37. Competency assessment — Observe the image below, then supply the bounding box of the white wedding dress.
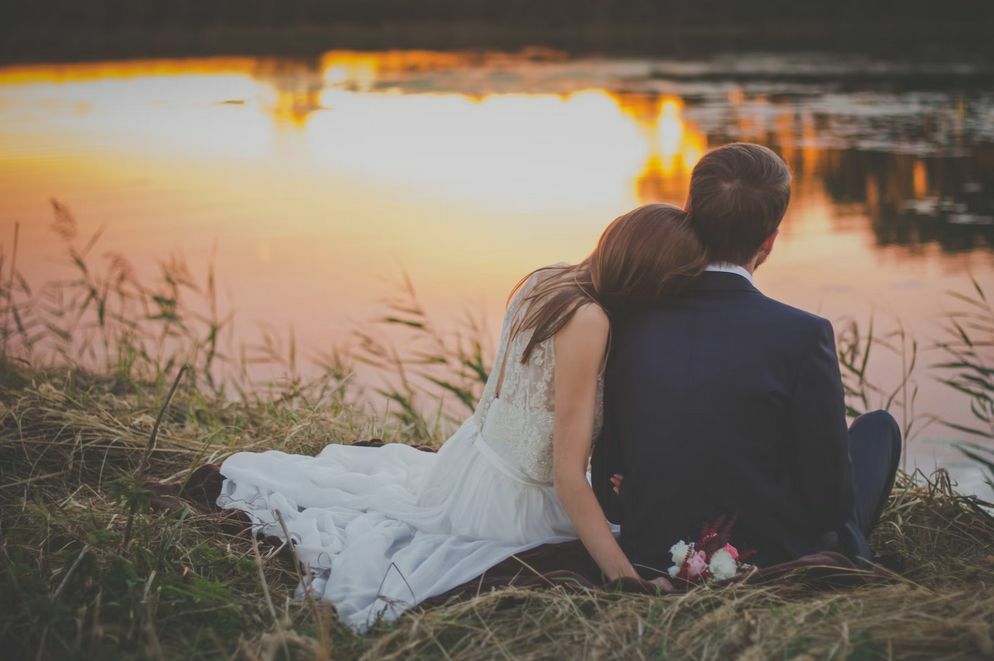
[217,271,603,631]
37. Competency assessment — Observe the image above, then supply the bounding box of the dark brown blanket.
[149,443,885,610]
[420,542,877,608]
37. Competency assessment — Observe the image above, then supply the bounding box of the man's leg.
[839,410,902,562]
[850,410,903,535]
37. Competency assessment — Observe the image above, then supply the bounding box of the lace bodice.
[473,269,604,485]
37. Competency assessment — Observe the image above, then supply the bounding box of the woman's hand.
[610,473,624,496]
[553,304,639,582]
[649,576,674,591]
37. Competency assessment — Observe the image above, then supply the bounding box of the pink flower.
[722,544,739,562]
[685,550,708,579]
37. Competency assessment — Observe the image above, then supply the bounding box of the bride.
[218,203,706,630]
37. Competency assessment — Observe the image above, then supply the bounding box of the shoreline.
[3,21,994,66]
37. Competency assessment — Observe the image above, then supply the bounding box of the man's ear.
[759,229,779,255]
[753,229,779,269]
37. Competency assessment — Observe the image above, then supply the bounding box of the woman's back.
[471,268,604,485]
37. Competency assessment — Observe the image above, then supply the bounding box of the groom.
[593,143,902,572]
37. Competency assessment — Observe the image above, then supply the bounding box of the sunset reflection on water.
[0,51,714,211]
[1,51,993,484]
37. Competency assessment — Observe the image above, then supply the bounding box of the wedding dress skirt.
[219,268,600,631]
[218,416,578,631]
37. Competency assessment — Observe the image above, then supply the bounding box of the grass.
[2,362,994,659]
[2,203,994,658]
[0,359,377,660]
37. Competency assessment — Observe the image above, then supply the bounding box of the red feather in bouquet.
[667,515,754,583]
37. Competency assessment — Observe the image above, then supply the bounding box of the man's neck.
[740,255,762,275]
[704,262,755,284]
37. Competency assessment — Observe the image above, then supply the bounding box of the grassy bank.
[3,209,994,658]
[2,360,994,660]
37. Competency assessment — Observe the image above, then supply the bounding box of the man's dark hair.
[685,143,791,265]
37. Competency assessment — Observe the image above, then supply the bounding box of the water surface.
[1,51,992,491]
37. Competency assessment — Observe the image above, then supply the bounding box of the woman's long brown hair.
[507,204,707,364]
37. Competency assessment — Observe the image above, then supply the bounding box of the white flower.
[669,540,690,567]
[668,565,680,578]
[709,548,738,581]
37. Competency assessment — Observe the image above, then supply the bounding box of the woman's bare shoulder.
[563,302,610,339]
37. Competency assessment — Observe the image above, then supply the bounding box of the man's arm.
[790,318,855,532]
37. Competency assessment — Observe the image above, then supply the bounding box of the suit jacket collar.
[705,262,755,285]
[692,270,761,294]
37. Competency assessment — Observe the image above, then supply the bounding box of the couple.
[218,143,902,631]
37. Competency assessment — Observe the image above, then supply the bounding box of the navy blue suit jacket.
[592,271,855,570]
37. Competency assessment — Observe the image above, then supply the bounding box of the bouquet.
[667,515,753,583]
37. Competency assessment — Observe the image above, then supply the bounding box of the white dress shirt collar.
[704,262,755,285]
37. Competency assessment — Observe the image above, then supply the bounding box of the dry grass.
[365,470,994,660]
[2,362,994,660]
[3,208,994,658]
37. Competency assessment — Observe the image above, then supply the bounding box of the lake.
[1,50,992,492]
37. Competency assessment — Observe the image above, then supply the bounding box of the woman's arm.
[552,304,639,582]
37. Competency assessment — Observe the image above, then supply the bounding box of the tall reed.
[5,200,994,484]
[0,200,354,408]
[935,276,994,489]
[351,273,491,443]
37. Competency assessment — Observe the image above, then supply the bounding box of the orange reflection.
[0,52,714,205]
[0,57,261,84]
[270,86,324,127]
[319,50,472,88]
[800,112,821,175]
[1,51,898,252]
[0,55,331,129]
[318,48,566,80]
[619,95,708,203]
[912,160,928,198]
